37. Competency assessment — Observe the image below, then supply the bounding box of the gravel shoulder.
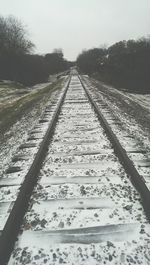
[87,77,150,144]
[0,77,65,176]
[93,79,150,129]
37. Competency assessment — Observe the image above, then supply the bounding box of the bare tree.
[0,15,34,55]
[0,16,8,54]
[0,16,70,85]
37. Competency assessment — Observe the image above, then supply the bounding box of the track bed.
[1,75,150,264]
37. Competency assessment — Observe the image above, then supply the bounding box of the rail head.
[78,74,150,221]
[0,76,71,265]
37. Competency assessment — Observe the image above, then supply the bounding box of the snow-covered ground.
[85,77,150,185]
[0,81,52,108]
[0,78,67,178]
[99,82,150,112]
[8,76,150,265]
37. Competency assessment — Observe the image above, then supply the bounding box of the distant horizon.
[35,35,150,62]
[0,0,150,60]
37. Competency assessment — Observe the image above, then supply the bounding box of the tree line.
[0,15,71,86]
[77,38,150,93]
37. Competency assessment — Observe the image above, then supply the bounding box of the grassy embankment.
[0,78,64,134]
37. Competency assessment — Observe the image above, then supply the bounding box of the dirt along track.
[0,73,150,264]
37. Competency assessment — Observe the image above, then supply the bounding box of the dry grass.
[0,79,63,133]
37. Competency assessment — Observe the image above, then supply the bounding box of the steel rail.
[0,76,71,265]
[79,75,150,221]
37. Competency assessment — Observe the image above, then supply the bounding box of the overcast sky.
[0,0,150,60]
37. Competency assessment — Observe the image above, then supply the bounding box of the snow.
[83,77,150,190]
[0,78,68,233]
[9,75,150,264]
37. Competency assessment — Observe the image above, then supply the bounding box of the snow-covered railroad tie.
[0,74,150,265]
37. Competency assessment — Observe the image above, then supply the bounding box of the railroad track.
[0,73,150,264]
